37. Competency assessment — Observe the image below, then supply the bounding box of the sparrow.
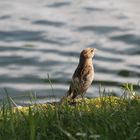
[60,48,96,104]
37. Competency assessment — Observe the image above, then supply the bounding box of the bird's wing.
[71,65,93,86]
[81,65,93,82]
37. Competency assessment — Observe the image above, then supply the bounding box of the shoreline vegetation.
[0,83,140,140]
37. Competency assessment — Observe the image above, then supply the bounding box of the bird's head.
[80,48,96,59]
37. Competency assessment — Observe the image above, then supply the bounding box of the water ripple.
[47,2,70,8]
[0,56,42,66]
[0,30,43,42]
[0,75,42,84]
[40,49,79,57]
[0,30,72,45]
[0,45,35,52]
[126,48,140,55]
[76,25,124,34]
[110,34,140,46]
[118,70,140,77]
[0,15,10,20]
[84,7,104,12]
[33,19,66,27]
[95,55,122,62]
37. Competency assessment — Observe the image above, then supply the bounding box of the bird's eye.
[91,49,93,52]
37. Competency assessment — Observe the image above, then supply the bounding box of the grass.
[0,83,140,140]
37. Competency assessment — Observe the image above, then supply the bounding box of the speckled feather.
[60,48,96,104]
[68,64,94,99]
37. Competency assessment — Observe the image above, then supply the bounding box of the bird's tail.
[59,91,74,105]
[59,95,68,105]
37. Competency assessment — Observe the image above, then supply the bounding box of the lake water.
[0,0,140,105]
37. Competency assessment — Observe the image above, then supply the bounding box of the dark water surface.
[0,0,140,105]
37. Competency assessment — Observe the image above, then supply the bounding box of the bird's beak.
[94,48,97,52]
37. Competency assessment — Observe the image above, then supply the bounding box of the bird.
[60,48,96,104]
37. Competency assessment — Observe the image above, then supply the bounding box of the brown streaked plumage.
[60,48,96,104]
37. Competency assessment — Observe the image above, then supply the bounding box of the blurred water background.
[0,0,140,105]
